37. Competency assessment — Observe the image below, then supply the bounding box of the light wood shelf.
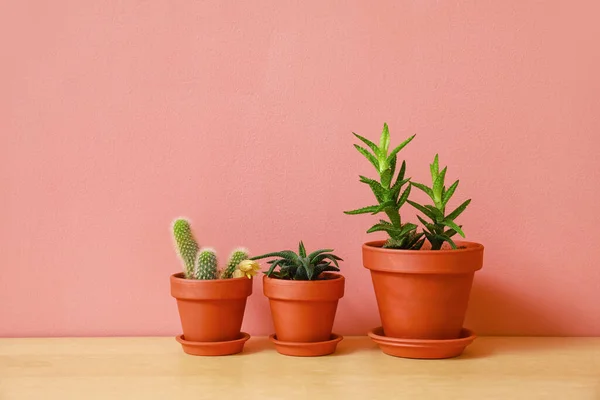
[1,336,599,399]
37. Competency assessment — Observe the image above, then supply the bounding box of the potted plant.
[250,242,345,356]
[169,218,260,356]
[345,123,484,359]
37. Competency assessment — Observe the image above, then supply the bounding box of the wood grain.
[1,337,599,399]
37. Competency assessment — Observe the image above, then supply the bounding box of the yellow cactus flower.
[234,260,260,279]
[232,269,245,278]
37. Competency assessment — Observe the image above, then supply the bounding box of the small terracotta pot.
[170,273,253,342]
[363,240,484,340]
[263,273,345,343]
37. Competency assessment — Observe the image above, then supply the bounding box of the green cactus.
[220,248,249,279]
[195,248,218,280]
[172,218,199,278]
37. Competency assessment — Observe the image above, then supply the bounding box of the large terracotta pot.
[170,273,252,342]
[363,240,484,340]
[263,273,345,342]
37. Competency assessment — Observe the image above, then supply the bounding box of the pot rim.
[362,240,484,274]
[263,272,345,301]
[363,240,484,254]
[262,272,344,284]
[170,272,253,300]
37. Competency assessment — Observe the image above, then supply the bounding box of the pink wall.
[2,1,599,337]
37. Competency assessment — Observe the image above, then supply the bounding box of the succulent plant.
[345,123,472,250]
[408,154,471,250]
[220,248,249,279]
[250,241,342,280]
[172,218,200,278]
[195,248,218,280]
[171,218,254,280]
[344,123,424,250]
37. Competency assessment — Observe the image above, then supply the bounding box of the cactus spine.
[172,218,199,279]
[220,248,249,279]
[195,248,218,280]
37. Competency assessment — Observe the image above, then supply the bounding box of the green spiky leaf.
[397,160,406,181]
[380,169,393,187]
[411,181,434,199]
[443,220,465,238]
[386,134,416,165]
[371,200,396,214]
[352,132,380,156]
[359,175,386,202]
[295,266,308,280]
[398,185,411,207]
[307,248,335,261]
[446,199,471,221]
[379,123,390,154]
[430,154,439,181]
[407,200,437,221]
[298,241,306,258]
[250,250,299,262]
[390,177,411,200]
[433,166,447,203]
[354,144,380,172]
[425,205,444,221]
[389,155,397,179]
[443,180,459,206]
[344,205,381,215]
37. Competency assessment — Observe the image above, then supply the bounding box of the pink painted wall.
[2,1,599,338]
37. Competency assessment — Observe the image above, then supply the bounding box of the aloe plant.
[408,155,471,250]
[250,241,342,280]
[344,123,424,249]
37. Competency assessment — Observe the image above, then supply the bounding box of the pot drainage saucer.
[176,332,250,356]
[269,333,343,357]
[368,327,476,359]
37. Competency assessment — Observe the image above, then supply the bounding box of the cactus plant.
[220,248,249,279]
[171,218,256,280]
[195,248,219,280]
[172,218,200,278]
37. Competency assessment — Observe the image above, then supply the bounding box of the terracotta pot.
[363,240,484,340]
[263,273,345,343]
[170,273,252,342]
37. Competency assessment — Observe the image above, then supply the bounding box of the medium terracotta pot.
[263,273,345,343]
[170,273,252,342]
[363,240,484,340]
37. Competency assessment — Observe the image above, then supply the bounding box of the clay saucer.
[176,332,250,356]
[269,333,343,356]
[368,327,476,359]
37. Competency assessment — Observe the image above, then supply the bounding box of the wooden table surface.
[1,336,599,399]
